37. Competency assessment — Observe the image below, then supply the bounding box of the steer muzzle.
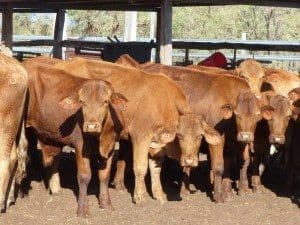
[269,134,285,145]
[83,121,102,134]
[180,155,198,167]
[237,132,254,143]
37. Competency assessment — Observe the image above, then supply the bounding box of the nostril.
[275,137,281,142]
[242,134,249,139]
[185,158,193,165]
[87,124,96,130]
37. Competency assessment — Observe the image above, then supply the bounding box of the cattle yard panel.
[0,0,300,64]
[1,0,300,65]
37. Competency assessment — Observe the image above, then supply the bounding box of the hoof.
[114,181,126,192]
[99,203,114,211]
[180,187,191,197]
[252,185,262,194]
[50,190,60,196]
[238,188,248,196]
[0,201,6,213]
[189,184,197,193]
[154,193,167,204]
[6,197,15,208]
[99,196,114,211]
[77,209,90,218]
[215,192,225,203]
[133,193,145,205]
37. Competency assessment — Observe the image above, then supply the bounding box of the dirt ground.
[1,152,299,225]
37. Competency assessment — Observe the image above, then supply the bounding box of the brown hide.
[22,63,126,216]
[53,58,194,204]
[0,53,28,212]
[188,59,265,98]
[116,55,253,202]
[264,68,300,97]
[115,54,141,68]
[187,64,236,76]
[21,56,61,67]
[116,55,297,197]
[54,58,191,137]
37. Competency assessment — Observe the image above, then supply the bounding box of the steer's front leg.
[75,143,91,217]
[181,166,191,195]
[98,151,114,210]
[149,156,166,203]
[238,144,250,196]
[132,134,152,205]
[208,141,224,203]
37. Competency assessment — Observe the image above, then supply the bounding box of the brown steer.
[0,53,28,212]
[116,55,295,199]
[53,58,220,205]
[264,68,299,97]
[116,55,253,202]
[22,63,127,217]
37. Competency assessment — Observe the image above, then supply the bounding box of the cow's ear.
[220,103,233,119]
[111,93,128,105]
[109,93,128,130]
[202,120,222,146]
[261,105,274,120]
[288,88,300,102]
[59,95,80,110]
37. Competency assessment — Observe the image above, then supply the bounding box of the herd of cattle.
[0,47,299,217]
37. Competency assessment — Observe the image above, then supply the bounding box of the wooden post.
[155,9,161,63]
[53,9,65,59]
[124,11,137,42]
[159,0,172,65]
[1,3,13,49]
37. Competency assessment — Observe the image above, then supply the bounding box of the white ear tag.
[270,144,277,155]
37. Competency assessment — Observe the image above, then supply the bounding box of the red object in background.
[198,52,227,69]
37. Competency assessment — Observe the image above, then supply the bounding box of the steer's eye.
[104,100,108,104]
[196,134,202,139]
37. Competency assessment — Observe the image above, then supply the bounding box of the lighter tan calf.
[0,53,28,212]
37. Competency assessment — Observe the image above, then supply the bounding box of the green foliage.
[13,13,54,37]
[67,10,125,37]
[172,6,300,40]
[8,6,300,41]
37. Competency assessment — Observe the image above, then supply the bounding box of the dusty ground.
[1,153,299,225]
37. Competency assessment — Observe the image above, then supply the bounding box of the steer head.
[220,91,293,146]
[288,87,300,121]
[262,94,293,145]
[236,59,265,98]
[177,114,221,167]
[59,79,127,136]
[234,92,263,143]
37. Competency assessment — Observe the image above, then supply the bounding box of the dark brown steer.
[53,58,219,205]
[0,53,28,212]
[23,64,127,217]
[284,88,300,193]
